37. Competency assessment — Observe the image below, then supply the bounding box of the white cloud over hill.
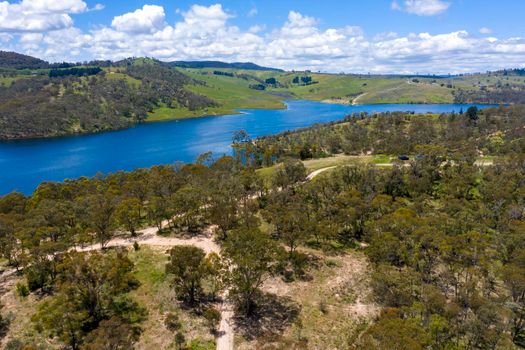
[1,1,524,74]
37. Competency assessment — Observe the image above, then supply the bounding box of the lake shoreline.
[1,98,493,142]
[0,101,496,195]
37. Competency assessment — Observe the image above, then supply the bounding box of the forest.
[0,59,216,140]
[0,106,524,349]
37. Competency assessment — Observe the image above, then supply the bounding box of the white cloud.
[393,0,450,16]
[111,5,166,33]
[479,27,492,35]
[249,24,265,33]
[18,0,87,14]
[181,4,231,26]
[0,0,87,32]
[88,3,105,12]
[2,4,525,74]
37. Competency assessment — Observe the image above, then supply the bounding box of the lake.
[0,101,493,195]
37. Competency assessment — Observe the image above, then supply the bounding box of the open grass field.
[275,74,454,104]
[147,68,469,123]
[257,152,498,186]
[256,154,395,184]
[105,71,142,88]
[147,68,287,122]
[182,68,286,109]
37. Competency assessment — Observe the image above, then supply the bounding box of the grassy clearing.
[358,80,453,104]
[181,69,286,110]
[147,104,241,122]
[256,155,393,185]
[147,68,286,122]
[302,155,371,171]
[272,74,454,104]
[0,75,28,86]
[106,71,142,88]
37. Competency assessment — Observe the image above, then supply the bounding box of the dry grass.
[0,273,59,349]
[117,246,216,350]
[0,246,215,350]
[237,248,379,350]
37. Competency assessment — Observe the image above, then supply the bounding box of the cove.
[0,101,494,195]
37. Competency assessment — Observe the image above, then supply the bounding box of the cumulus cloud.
[111,5,166,33]
[1,3,525,74]
[0,0,88,32]
[393,0,450,16]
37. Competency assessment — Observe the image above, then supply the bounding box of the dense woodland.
[0,107,524,349]
[0,51,49,70]
[254,105,525,163]
[0,58,216,140]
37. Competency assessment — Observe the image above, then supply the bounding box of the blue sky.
[1,0,524,73]
[75,0,525,38]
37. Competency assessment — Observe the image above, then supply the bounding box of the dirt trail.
[306,166,337,180]
[0,166,371,350]
[75,224,234,349]
[216,295,235,350]
[77,228,220,255]
[352,92,369,105]
[69,167,339,350]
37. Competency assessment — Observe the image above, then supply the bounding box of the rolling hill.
[1,51,524,140]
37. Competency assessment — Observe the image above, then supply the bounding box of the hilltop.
[0,51,49,70]
[169,60,282,71]
[1,51,525,140]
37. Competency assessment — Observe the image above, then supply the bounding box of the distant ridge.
[0,51,49,70]
[170,60,283,71]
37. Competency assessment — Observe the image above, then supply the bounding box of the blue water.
[0,101,493,195]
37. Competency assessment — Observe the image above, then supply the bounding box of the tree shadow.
[234,292,301,340]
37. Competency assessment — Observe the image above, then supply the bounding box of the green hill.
[1,51,524,140]
[169,60,282,71]
[0,51,49,70]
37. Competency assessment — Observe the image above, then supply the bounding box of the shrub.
[164,312,182,332]
[16,282,29,297]
[202,307,221,332]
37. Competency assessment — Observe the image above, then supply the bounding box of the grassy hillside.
[147,68,286,122]
[177,68,457,106]
[1,50,524,139]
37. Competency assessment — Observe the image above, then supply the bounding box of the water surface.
[0,101,493,194]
